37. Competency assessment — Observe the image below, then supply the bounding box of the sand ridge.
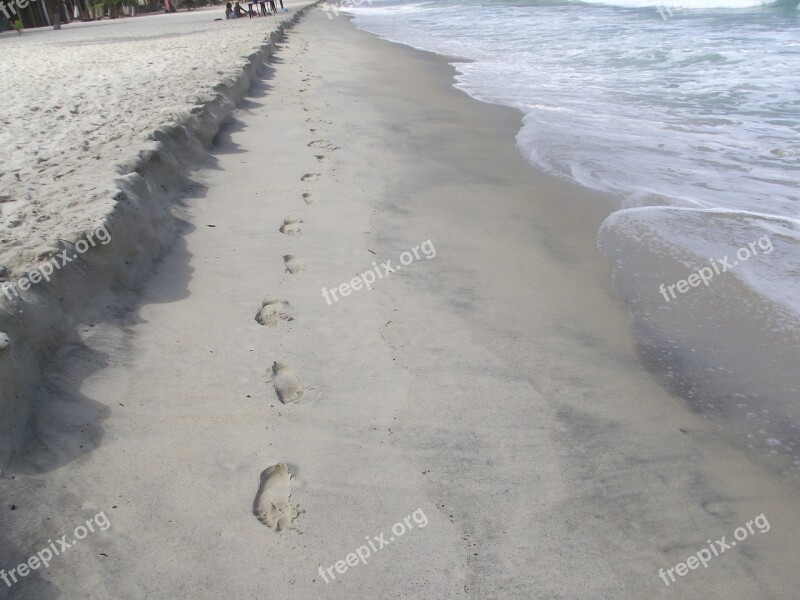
[0,6,312,275]
[0,2,318,469]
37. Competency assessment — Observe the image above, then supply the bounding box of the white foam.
[351,0,800,327]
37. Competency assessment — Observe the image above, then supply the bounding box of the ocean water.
[348,0,800,471]
[348,0,800,312]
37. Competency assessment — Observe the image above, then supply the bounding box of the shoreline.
[348,13,800,478]
[1,7,800,599]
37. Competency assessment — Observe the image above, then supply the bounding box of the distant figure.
[278,0,284,10]
[268,0,276,12]
[225,2,235,18]
[234,1,247,17]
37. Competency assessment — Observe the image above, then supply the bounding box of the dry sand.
[0,6,310,270]
[1,6,800,600]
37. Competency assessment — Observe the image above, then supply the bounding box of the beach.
[0,3,314,464]
[2,4,800,599]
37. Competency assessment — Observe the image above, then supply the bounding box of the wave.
[576,0,798,9]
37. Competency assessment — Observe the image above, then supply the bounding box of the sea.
[348,0,800,473]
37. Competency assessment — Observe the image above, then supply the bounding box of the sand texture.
[0,4,314,466]
[1,7,799,600]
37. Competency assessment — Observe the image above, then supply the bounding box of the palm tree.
[42,0,61,28]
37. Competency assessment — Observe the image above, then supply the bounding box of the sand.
[0,3,314,465]
[2,6,800,600]
[0,7,312,270]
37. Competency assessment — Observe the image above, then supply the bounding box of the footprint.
[300,173,318,182]
[255,299,293,326]
[253,463,302,532]
[279,217,302,235]
[308,140,339,151]
[315,155,329,163]
[309,128,318,133]
[302,192,318,204]
[272,361,305,403]
[283,255,306,274]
